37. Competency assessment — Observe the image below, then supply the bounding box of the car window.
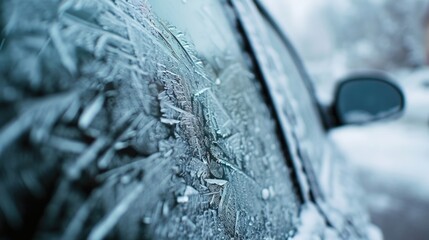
[148,0,300,238]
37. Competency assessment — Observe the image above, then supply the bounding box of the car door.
[0,0,303,239]
[233,1,374,239]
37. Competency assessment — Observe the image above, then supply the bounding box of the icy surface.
[293,204,341,240]
[0,0,300,238]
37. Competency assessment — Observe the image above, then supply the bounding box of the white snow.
[293,204,339,240]
[330,120,429,198]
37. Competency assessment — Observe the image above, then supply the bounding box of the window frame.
[231,1,368,235]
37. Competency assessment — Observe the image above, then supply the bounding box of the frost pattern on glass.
[0,0,298,238]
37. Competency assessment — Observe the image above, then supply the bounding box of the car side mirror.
[330,74,405,127]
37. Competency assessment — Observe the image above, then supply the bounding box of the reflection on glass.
[337,79,403,124]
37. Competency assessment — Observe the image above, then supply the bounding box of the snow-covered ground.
[330,121,429,200]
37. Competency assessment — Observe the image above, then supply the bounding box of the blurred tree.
[325,0,428,71]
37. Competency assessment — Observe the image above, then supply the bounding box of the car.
[0,0,404,239]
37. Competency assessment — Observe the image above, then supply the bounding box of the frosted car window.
[148,0,243,68]
[0,0,302,238]
[146,0,301,238]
